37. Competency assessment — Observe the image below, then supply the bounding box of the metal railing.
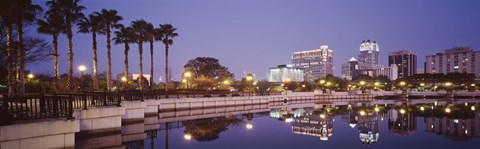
[1,94,73,125]
[0,90,283,125]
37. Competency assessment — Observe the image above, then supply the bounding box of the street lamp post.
[121,76,127,90]
[184,71,191,97]
[319,79,325,94]
[78,65,86,92]
[359,81,366,93]
[246,75,253,96]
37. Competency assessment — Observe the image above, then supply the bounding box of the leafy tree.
[183,57,234,90]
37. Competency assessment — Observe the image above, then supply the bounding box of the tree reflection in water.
[182,115,244,141]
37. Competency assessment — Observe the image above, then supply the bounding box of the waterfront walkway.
[1,91,479,148]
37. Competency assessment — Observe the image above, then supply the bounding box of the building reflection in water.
[290,108,334,141]
[357,110,379,144]
[425,110,480,141]
[269,107,305,122]
[388,109,416,136]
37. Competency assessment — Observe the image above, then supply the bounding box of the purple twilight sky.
[28,0,480,81]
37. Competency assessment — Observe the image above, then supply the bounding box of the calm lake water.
[76,99,480,149]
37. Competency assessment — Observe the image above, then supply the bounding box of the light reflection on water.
[76,99,480,149]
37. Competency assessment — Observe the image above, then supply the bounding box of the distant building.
[341,59,397,80]
[132,74,151,84]
[292,45,333,82]
[376,64,398,80]
[416,69,424,75]
[341,57,359,80]
[389,50,417,78]
[268,64,304,82]
[358,40,380,68]
[425,47,480,78]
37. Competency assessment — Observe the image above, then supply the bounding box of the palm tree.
[113,26,134,87]
[146,23,160,90]
[77,13,102,91]
[159,24,178,96]
[37,12,65,93]
[96,9,123,91]
[46,0,85,93]
[0,0,18,96]
[14,0,42,96]
[130,20,149,91]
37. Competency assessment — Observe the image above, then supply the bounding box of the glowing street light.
[471,106,476,111]
[374,82,380,86]
[400,109,406,114]
[246,123,253,129]
[420,106,425,111]
[121,76,127,82]
[78,65,86,73]
[445,82,452,86]
[27,73,34,79]
[326,82,332,86]
[420,83,425,87]
[359,111,366,116]
[400,81,406,86]
[445,108,451,113]
[319,80,325,84]
[182,79,187,83]
[374,107,380,112]
[223,80,229,85]
[184,134,192,140]
[359,81,366,85]
[184,71,192,77]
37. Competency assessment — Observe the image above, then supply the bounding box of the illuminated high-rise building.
[292,45,333,82]
[268,64,304,82]
[388,50,417,78]
[425,47,480,78]
[358,40,380,69]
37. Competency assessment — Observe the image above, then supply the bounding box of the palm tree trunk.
[165,39,169,94]
[124,42,129,86]
[165,122,169,149]
[138,39,144,91]
[106,27,112,91]
[149,39,154,90]
[5,23,14,96]
[53,33,59,93]
[66,21,74,93]
[92,32,99,91]
[16,21,25,96]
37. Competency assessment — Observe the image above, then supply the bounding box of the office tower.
[425,47,480,78]
[268,64,304,82]
[292,45,333,82]
[389,50,417,78]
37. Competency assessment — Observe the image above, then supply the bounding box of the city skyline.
[26,0,480,81]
